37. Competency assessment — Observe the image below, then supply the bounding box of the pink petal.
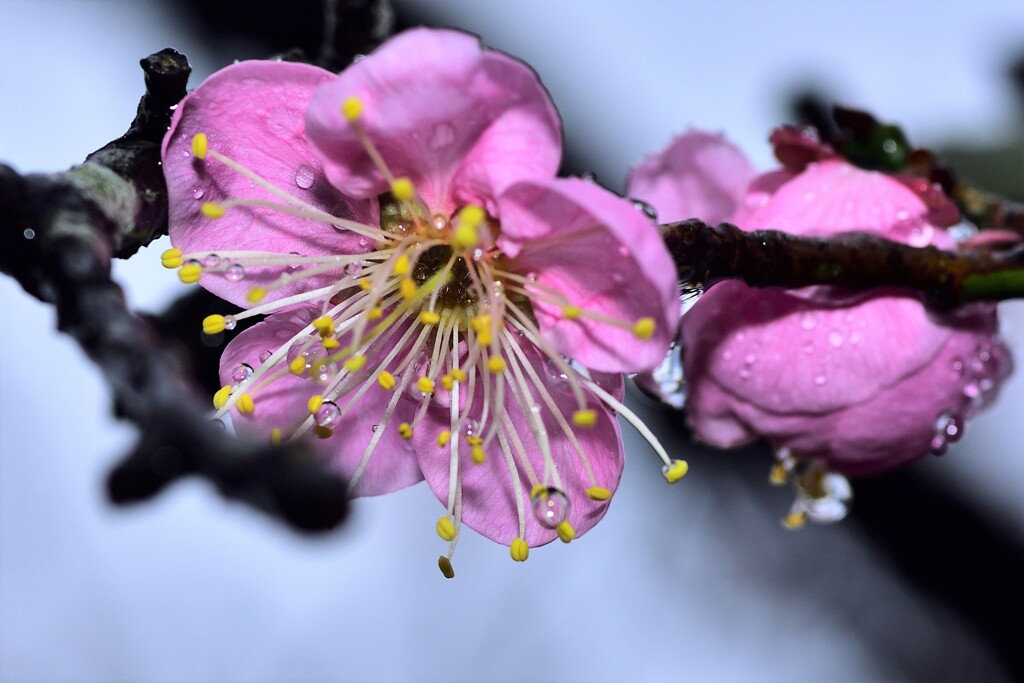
[163,60,372,309]
[627,130,755,224]
[682,280,952,415]
[306,28,561,215]
[737,159,941,242]
[412,340,624,546]
[219,307,422,496]
[498,177,679,372]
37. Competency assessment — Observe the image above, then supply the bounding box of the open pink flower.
[629,130,1011,483]
[161,29,684,573]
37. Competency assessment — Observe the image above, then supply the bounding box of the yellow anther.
[393,254,412,276]
[487,356,506,374]
[160,248,183,269]
[470,315,491,333]
[341,96,363,122]
[465,435,483,446]
[437,430,451,447]
[562,305,582,320]
[270,427,282,445]
[398,422,414,440]
[782,510,807,530]
[391,177,415,201]
[470,445,486,464]
[344,355,367,372]
[556,521,576,544]
[436,516,457,541]
[441,375,454,391]
[312,316,335,337]
[246,287,267,304]
[178,263,202,284]
[377,371,396,390]
[510,538,530,562]
[452,223,479,252]
[417,377,435,394]
[307,395,324,414]
[451,368,467,382]
[202,314,226,335]
[289,355,307,375]
[769,463,789,486]
[420,310,441,325]
[400,278,417,300]
[322,337,340,350]
[530,483,546,499]
[632,317,656,340]
[438,556,455,579]
[236,393,255,415]
[313,425,334,439]
[458,204,485,228]
[572,409,597,427]
[191,132,208,159]
[201,202,225,219]
[213,385,232,409]
[367,306,383,320]
[586,486,612,501]
[662,459,689,484]
[358,278,373,291]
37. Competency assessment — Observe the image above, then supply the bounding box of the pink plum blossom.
[628,130,1012,480]
[160,29,684,573]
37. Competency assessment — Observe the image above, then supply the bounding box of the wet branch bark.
[662,219,1024,309]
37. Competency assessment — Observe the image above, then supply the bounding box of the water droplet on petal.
[800,313,817,330]
[231,362,254,384]
[531,486,570,528]
[739,368,751,380]
[294,164,315,189]
[814,374,827,386]
[744,352,757,365]
[225,263,245,281]
[935,411,964,444]
[828,331,844,348]
[193,188,204,200]
[314,401,341,428]
[630,198,658,222]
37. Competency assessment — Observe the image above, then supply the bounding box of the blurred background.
[1,0,1022,681]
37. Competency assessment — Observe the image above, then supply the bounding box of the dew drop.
[294,164,315,189]
[739,368,751,380]
[225,263,245,281]
[630,198,658,222]
[530,486,570,529]
[184,258,202,269]
[23,228,35,240]
[371,424,379,432]
[634,341,685,409]
[258,350,273,364]
[193,188,204,200]
[345,261,363,277]
[312,359,338,385]
[828,331,844,348]
[963,381,981,399]
[744,352,757,365]
[799,313,817,330]
[930,434,948,455]
[222,315,237,331]
[951,357,964,377]
[202,253,222,268]
[461,418,481,440]
[286,252,303,273]
[314,401,342,428]
[231,362,254,384]
[935,412,963,444]
[212,418,226,430]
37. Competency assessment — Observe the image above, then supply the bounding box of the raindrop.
[184,258,202,269]
[222,315,237,331]
[432,214,448,231]
[935,412,963,443]
[193,188,204,200]
[799,313,817,330]
[531,486,571,529]
[951,357,964,377]
[461,418,481,440]
[739,368,751,380]
[225,263,246,281]
[286,252,303,273]
[630,198,658,222]
[312,359,338,385]
[472,248,485,262]
[231,363,254,384]
[744,352,757,365]
[634,341,685,409]
[371,424,379,432]
[618,245,630,258]
[345,261,363,277]
[258,350,273,364]
[963,381,981,399]
[828,331,844,348]
[22,228,35,240]
[203,253,222,268]
[211,418,226,430]
[314,401,342,428]
[294,164,315,189]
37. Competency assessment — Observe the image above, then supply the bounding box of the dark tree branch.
[662,219,1024,309]
[0,50,347,533]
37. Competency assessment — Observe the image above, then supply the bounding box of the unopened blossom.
[161,29,684,574]
[629,130,1011,524]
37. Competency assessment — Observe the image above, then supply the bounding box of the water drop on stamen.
[314,401,342,428]
[225,263,246,281]
[184,258,201,269]
[258,350,273,364]
[530,486,571,529]
[461,418,481,440]
[231,362,254,384]
[286,252,302,273]
[223,315,237,331]
[203,253,222,268]
[294,164,315,189]
[345,261,363,277]
[312,359,338,385]
[371,424,379,432]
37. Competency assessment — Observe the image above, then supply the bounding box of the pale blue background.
[1,1,1022,681]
